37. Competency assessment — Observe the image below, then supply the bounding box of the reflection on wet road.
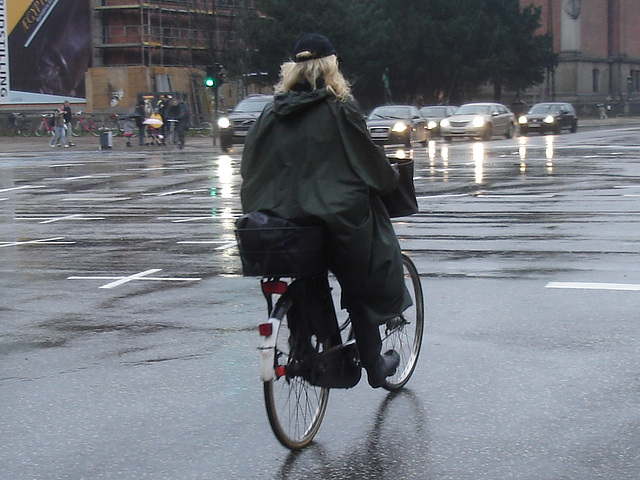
[2,127,640,479]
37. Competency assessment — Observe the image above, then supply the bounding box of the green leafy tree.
[242,0,557,108]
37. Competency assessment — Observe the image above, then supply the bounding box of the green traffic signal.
[204,77,216,88]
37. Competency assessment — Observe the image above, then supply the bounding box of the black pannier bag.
[235,211,328,277]
[380,157,419,218]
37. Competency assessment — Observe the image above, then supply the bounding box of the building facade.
[522,0,640,114]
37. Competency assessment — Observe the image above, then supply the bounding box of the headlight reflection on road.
[215,155,234,199]
[210,155,235,219]
[519,136,528,174]
[473,142,484,184]
[545,136,554,172]
[441,144,449,182]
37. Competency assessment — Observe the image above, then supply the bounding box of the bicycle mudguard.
[258,317,280,382]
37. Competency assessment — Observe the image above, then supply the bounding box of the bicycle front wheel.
[263,300,329,450]
[34,121,46,137]
[381,254,424,391]
[89,119,103,137]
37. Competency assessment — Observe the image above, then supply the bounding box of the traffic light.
[205,65,216,88]
[204,64,224,88]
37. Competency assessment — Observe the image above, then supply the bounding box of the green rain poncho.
[240,87,411,325]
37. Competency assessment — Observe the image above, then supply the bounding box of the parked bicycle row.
[2,111,212,138]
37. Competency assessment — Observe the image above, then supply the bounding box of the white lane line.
[546,282,640,291]
[164,216,212,223]
[158,189,189,196]
[0,237,75,248]
[177,240,237,250]
[67,268,202,289]
[39,214,105,224]
[0,185,46,193]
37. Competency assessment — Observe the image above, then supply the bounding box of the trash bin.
[99,131,113,150]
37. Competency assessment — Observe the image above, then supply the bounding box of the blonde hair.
[274,54,351,102]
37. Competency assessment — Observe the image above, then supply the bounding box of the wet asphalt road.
[1,123,640,480]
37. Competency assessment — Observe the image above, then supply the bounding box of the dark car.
[218,94,273,152]
[440,102,516,141]
[366,105,429,147]
[419,105,458,136]
[518,102,578,135]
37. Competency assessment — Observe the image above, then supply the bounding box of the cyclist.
[240,33,412,388]
[164,97,189,148]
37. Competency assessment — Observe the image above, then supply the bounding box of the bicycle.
[104,113,138,138]
[236,212,424,450]
[7,112,33,136]
[71,112,103,136]
[34,114,54,137]
[187,120,213,137]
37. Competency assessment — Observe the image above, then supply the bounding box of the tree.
[243,0,557,108]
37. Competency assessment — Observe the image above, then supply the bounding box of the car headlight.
[392,122,408,133]
[427,120,438,130]
[218,117,230,129]
[518,116,528,124]
[440,119,450,128]
[472,116,485,128]
[543,115,555,124]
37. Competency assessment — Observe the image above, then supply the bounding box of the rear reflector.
[258,323,273,336]
[261,280,288,295]
[274,365,286,378]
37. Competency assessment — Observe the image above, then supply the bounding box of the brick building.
[521,0,640,114]
[86,0,254,119]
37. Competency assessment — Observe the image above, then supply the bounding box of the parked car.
[218,94,273,152]
[366,105,429,147]
[518,102,578,135]
[440,102,516,141]
[419,105,458,136]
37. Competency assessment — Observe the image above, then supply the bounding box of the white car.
[440,102,516,141]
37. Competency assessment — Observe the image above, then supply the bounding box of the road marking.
[177,240,237,250]
[158,189,189,196]
[64,174,112,181]
[0,237,76,248]
[168,216,212,223]
[62,196,131,202]
[0,185,46,193]
[546,282,640,291]
[39,214,105,224]
[67,268,202,289]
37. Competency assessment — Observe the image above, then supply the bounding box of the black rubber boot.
[349,312,399,388]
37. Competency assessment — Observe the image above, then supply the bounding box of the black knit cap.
[293,33,337,62]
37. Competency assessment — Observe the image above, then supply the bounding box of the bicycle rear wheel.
[381,254,424,391]
[264,299,329,450]
[198,122,212,137]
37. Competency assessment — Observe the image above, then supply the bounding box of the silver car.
[440,102,516,141]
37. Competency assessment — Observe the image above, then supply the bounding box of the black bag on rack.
[235,211,328,277]
[380,158,419,218]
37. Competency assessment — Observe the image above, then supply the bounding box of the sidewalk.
[0,133,220,155]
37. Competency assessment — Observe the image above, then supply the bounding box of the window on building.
[155,74,172,92]
[592,69,600,93]
[632,70,640,92]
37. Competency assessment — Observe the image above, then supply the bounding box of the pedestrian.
[164,97,189,148]
[62,100,75,146]
[240,33,411,388]
[134,101,146,146]
[49,105,68,148]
